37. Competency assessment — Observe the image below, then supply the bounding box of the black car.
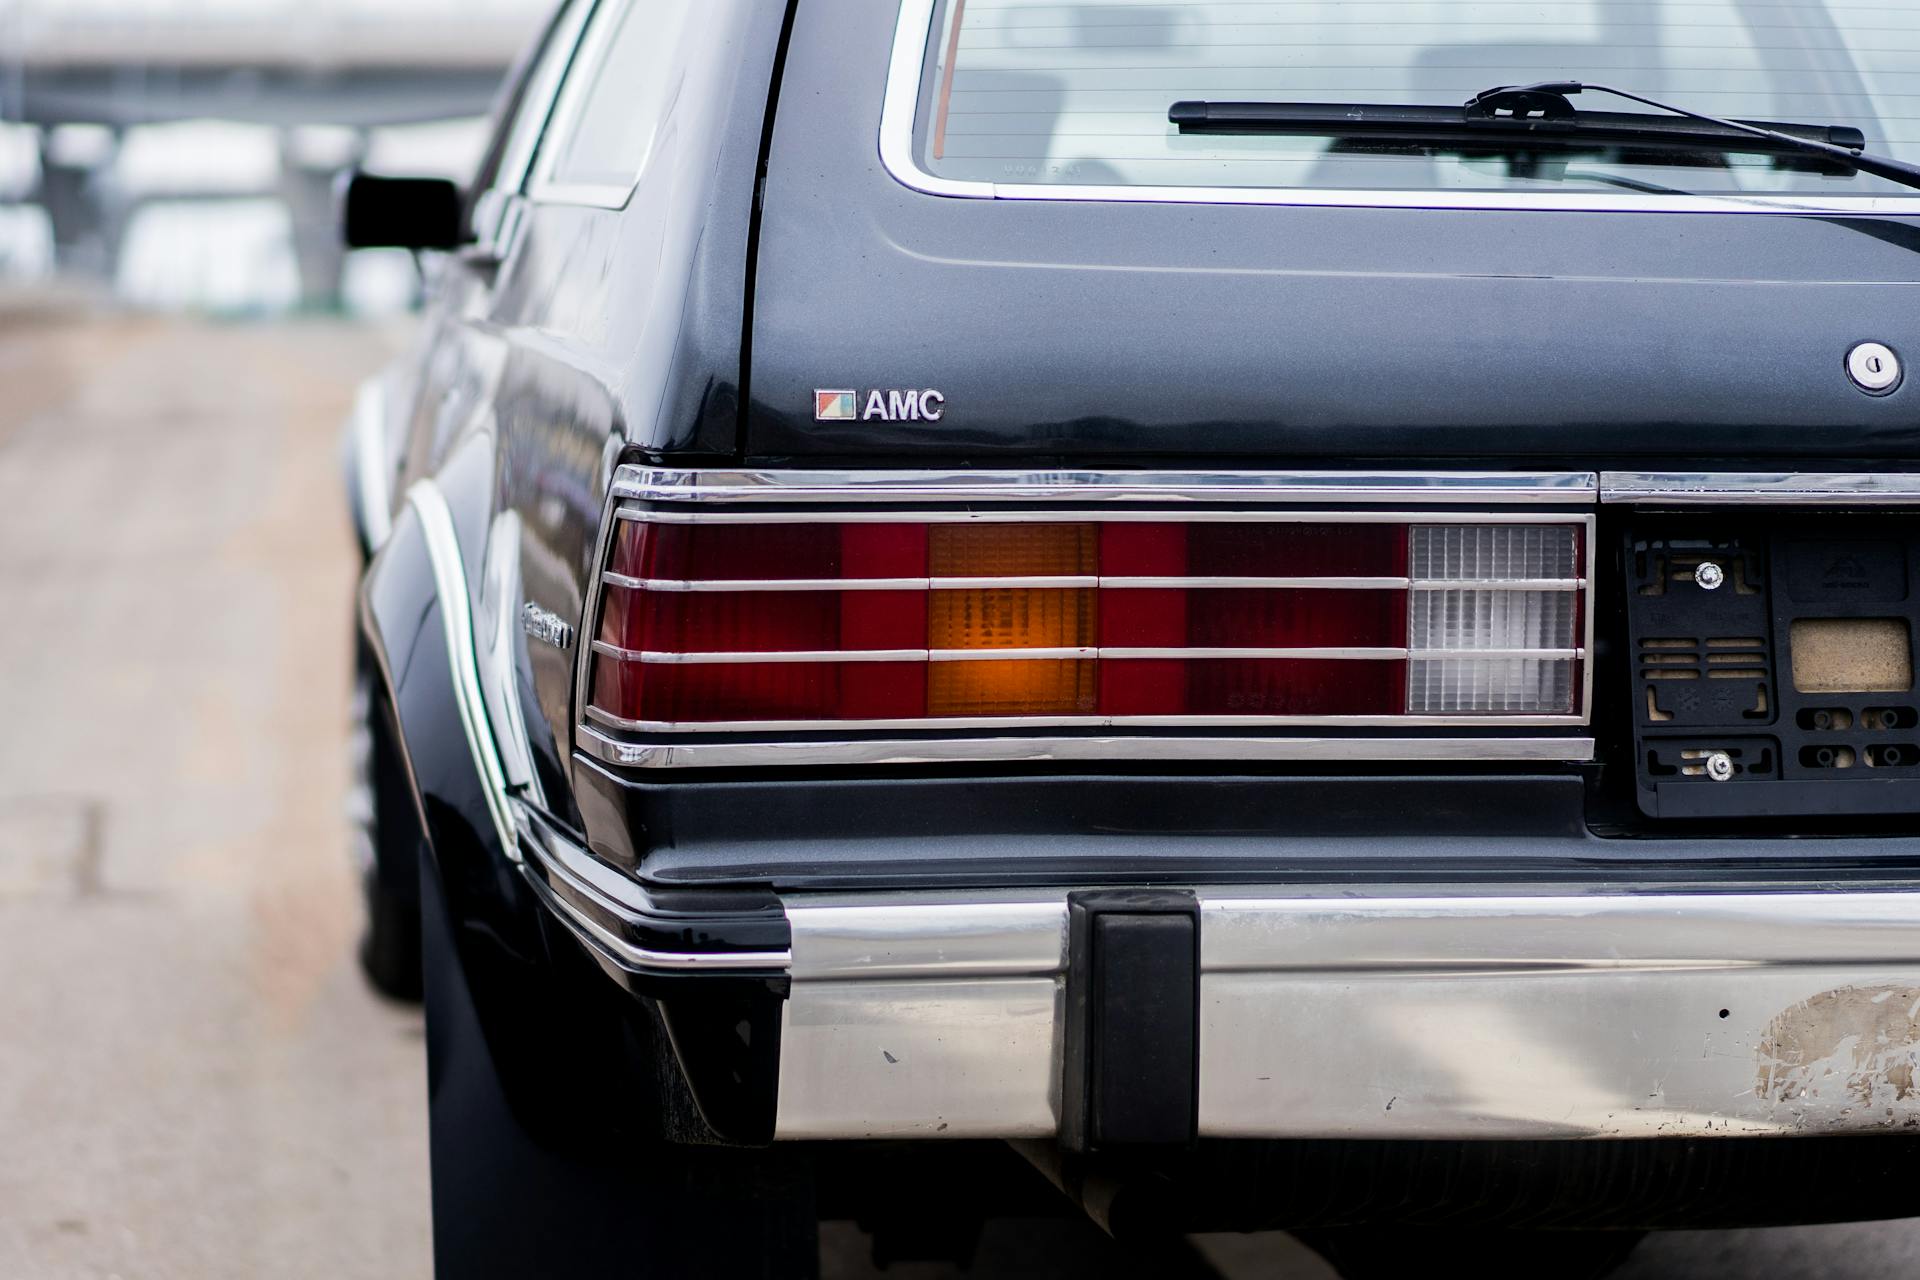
[341,2,1920,1276]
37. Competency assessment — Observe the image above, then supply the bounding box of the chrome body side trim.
[880,0,1920,217]
[578,729,1595,769]
[349,380,393,551]
[775,885,1920,1140]
[517,809,791,972]
[613,466,1600,506]
[479,512,544,805]
[1602,472,1920,505]
[406,480,519,863]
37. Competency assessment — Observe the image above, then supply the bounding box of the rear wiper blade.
[1171,81,1920,193]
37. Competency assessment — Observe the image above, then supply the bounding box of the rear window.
[907,0,1920,197]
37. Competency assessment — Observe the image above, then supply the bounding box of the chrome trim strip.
[593,642,935,665]
[1127,575,1400,590]
[406,481,518,863]
[1416,579,1586,592]
[1602,472,1920,506]
[607,573,1100,592]
[591,643,1582,665]
[1582,526,1598,720]
[583,704,1587,733]
[578,728,1594,769]
[787,895,1070,982]
[606,573,1586,593]
[625,509,1593,526]
[480,513,544,805]
[350,380,392,551]
[1196,888,1920,972]
[518,812,791,972]
[572,463,625,792]
[786,884,1920,978]
[880,0,1920,217]
[613,467,1600,506]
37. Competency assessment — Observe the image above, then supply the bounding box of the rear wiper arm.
[1484,81,1920,192]
[1171,81,1920,193]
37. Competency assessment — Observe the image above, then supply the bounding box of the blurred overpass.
[3,0,547,128]
[1,0,552,298]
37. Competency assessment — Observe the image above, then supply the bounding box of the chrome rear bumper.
[775,886,1920,1141]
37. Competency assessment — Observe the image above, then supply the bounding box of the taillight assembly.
[584,516,1587,729]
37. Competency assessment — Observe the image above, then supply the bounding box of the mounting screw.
[1705,751,1735,782]
[1694,561,1726,591]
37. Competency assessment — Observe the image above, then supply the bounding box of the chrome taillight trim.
[612,467,1600,506]
[592,641,1582,666]
[584,705,1588,734]
[575,478,1598,767]
[577,725,1594,769]
[1601,472,1920,505]
[603,572,1586,593]
[621,508,1589,527]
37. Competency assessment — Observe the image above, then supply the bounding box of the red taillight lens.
[587,519,1584,726]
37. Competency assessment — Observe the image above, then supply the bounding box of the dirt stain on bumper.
[1756,985,1920,1119]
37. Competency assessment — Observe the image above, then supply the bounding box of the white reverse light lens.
[1407,526,1581,715]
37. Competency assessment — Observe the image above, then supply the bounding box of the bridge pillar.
[280,129,365,310]
[36,128,124,279]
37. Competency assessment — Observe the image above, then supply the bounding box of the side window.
[472,0,597,212]
[532,0,696,207]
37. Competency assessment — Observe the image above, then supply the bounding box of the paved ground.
[3,297,1920,1279]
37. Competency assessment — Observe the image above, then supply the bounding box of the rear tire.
[358,861,424,1001]
[351,643,424,1001]
[420,845,819,1279]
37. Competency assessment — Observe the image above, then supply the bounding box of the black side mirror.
[341,172,467,251]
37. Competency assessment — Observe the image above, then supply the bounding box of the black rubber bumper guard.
[1061,890,1202,1152]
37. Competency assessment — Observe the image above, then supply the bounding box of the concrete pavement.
[0,296,429,1279]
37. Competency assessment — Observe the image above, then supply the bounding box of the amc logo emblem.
[814,388,946,422]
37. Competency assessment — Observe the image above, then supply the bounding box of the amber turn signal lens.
[927,585,1096,715]
[925,525,1099,715]
[929,523,1097,577]
[930,659,1097,716]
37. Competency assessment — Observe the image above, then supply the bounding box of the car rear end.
[537,0,1920,1243]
